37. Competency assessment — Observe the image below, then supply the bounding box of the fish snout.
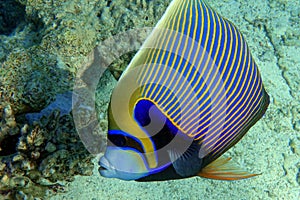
[98,156,111,173]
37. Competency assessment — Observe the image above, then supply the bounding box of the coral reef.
[0,105,94,199]
[25,91,74,124]
[0,105,19,157]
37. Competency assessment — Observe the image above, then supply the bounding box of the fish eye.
[108,134,127,147]
[108,133,144,153]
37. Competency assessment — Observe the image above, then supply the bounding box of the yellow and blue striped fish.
[99,0,269,181]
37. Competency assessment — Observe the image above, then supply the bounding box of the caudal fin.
[197,157,260,180]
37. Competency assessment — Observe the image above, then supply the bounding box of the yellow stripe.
[167,0,220,119]
[172,10,228,126]
[191,19,235,138]
[172,4,230,130]
[153,0,196,103]
[199,40,251,144]
[181,8,224,135]
[150,0,192,100]
[181,14,238,133]
[138,0,183,83]
[187,26,245,137]
[143,0,185,97]
[160,1,210,120]
[210,83,263,156]
[203,63,262,153]
[167,0,204,120]
[184,10,221,136]
[197,59,256,145]
[156,0,196,116]
[187,15,229,136]
[167,0,201,103]
[221,63,263,137]
[153,0,190,108]
[138,0,183,94]
[158,1,208,110]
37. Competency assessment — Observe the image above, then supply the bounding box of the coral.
[0,46,72,114]
[0,106,94,199]
[25,91,74,124]
[0,105,19,156]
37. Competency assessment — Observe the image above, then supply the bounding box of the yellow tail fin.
[197,157,260,180]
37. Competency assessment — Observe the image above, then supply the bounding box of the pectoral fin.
[168,141,202,177]
[197,157,260,180]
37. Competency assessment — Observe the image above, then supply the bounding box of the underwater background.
[0,0,299,199]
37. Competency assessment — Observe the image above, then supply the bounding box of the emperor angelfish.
[99,0,269,181]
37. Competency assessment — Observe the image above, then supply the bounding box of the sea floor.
[50,0,299,199]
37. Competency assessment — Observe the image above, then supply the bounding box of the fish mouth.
[98,165,107,170]
[98,156,111,172]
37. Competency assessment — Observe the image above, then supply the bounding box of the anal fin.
[197,157,260,180]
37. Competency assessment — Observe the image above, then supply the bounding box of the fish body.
[99,0,269,181]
